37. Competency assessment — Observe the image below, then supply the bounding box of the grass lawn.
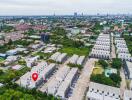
[0,67,30,83]
[59,46,91,56]
[32,52,52,60]
[95,61,102,67]
[0,58,5,63]
[92,67,104,75]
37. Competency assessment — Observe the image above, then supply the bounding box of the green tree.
[8,39,13,45]
[98,60,108,69]
[0,69,3,75]
[110,73,121,85]
[112,58,122,69]
[90,74,115,86]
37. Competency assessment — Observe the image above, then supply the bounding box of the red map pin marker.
[32,73,38,81]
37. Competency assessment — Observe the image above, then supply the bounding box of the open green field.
[0,58,5,63]
[32,52,52,60]
[0,67,30,83]
[59,47,91,56]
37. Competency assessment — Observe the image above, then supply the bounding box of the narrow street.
[111,35,116,58]
[120,68,127,98]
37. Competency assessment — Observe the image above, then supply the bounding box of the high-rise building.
[40,32,50,43]
[74,12,77,17]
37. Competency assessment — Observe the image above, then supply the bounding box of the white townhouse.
[47,66,70,95]
[20,62,56,89]
[118,53,132,62]
[86,82,121,100]
[50,52,61,61]
[130,81,132,91]
[25,56,39,68]
[55,68,78,99]
[90,34,111,60]
[90,50,110,59]
[56,53,67,63]
[124,90,132,100]
[124,61,132,79]
[76,56,85,65]
[69,54,79,64]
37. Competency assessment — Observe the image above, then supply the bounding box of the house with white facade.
[25,56,39,68]
[20,62,56,89]
[47,66,70,95]
[86,82,121,100]
[55,68,78,99]
[124,61,132,79]
[124,90,132,100]
[69,54,79,64]
[56,53,67,63]
[90,34,111,60]
[50,52,61,61]
[76,56,85,65]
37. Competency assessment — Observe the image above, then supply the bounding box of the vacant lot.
[59,47,91,56]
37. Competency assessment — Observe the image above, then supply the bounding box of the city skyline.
[0,0,132,15]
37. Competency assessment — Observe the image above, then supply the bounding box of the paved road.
[68,58,97,100]
[111,36,116,58]
[120,68,126,98]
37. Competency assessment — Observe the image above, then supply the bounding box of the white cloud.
[0,0,132,15]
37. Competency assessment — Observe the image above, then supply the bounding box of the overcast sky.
[0,0,132,15]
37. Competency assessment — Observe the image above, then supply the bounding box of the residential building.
[86,82,121,100]
[50,52,61,61]
[124,61,132,79]
[130,81,132,91]
[69,54,79,64]
[25,56,39,68]
[124,90,132,100]
[76,56,85,65]
[47,66,70,95]
[56,53,67,63]
[56,68,78,99]
[20,62,56,89]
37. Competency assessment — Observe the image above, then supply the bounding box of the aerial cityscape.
[0,0,132,100]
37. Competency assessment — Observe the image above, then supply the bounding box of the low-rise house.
[124,90,132,100]
[118,53,132,62]
[69,54,79,64]
[12,65,23,70]
[47,66,70,95]
[6,49,18,56]
[90,34,111,60]
[93,45,110,51]
[124,61,132,79]
[20,62,56,89]
[29,43,43,50]
[86,82,121,100]
[116,48,129,54]
[56,53,67,63]
[90,50,110,60]
[0,53,7,58]
[50,52,61,61]
[44,47,57,53]
[130,81,132,91]
[4,55,20,65]
[56,68,78,99]
[0,83,4,87]
[25,56,39,68]
[76,56,85,65]
[43,63,56,80]
[6,48,27,56]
